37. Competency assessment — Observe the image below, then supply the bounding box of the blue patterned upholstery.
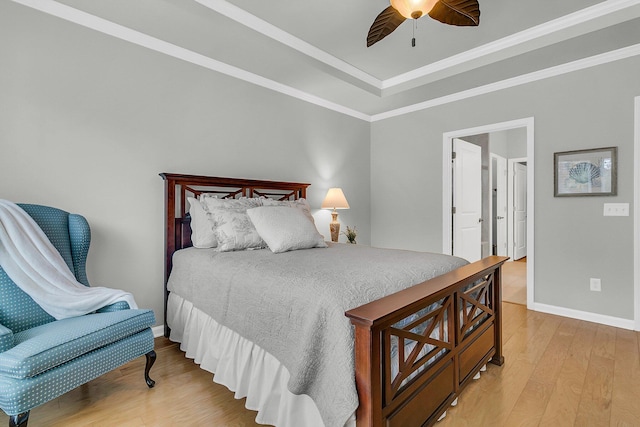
[0,326,12,354]
[0,204,156,425]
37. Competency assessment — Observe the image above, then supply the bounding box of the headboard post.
[161,173,177,337]
[159,173,311,338]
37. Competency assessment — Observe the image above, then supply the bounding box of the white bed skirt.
[167,293,356,427]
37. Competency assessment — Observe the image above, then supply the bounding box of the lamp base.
[330,211,340,242]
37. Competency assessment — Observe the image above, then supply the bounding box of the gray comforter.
[167,243,468,427]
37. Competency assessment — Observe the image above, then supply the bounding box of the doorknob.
[478,218,483,223]
[497,216,504,220]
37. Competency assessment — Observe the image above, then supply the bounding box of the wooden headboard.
[159,173,310,336]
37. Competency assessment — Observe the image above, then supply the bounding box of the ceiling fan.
[367,0,480,47]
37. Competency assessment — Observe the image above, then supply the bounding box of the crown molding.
[191,0,640,96]
[10,0,640,124]
[11,0,370,121]
[194,0,382,91]
[381,0,640,94]
[371,43,640,121]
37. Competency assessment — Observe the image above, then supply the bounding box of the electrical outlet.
[590,278,601,292]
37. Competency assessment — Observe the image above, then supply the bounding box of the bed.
[160,173,507,427]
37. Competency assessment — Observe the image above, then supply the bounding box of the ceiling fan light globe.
[390,0,437,19]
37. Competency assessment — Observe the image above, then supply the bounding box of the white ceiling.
[12,0,640,120]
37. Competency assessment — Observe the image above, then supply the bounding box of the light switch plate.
[603,203,629,216]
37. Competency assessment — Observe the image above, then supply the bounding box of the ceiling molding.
[381,0,640,94]
[193,0,640,96]
[194,0,382,91]
[11,0,370,121]
[371,43,640,122]
[11,0,640,124]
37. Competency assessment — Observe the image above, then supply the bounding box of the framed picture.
[554,147,617,197]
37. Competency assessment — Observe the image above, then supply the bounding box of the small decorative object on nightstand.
[321,188,350,242]
[343,226,357,244]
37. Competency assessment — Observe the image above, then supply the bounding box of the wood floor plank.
[610,329,640,426]
[538,319,596,426]
[501,302,529,344]
[528,318,579,386]
[592,324,618,360]
[501,261,527,306]
[503,318,578,426]
[510,313,562,366]
[574,354,615,426]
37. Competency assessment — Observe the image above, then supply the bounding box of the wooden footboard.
[346,256,508,427]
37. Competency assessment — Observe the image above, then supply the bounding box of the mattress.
[167,243,468,426]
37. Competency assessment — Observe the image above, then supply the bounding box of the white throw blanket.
[0,199,137,320]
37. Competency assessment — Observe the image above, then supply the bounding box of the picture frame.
[554,147,617,197]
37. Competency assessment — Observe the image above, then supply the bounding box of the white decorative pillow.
[202,196,262,211]
[261,198,315,224]
[209,207,266,252]
[247,206,327,254]
[198,193,218,201]
[187,197,217,248]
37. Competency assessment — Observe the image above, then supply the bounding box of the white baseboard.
[533,302,635,330]
[152,325,165,338]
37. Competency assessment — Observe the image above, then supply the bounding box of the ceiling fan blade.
[428,0,480,26]
[367,6,406,47]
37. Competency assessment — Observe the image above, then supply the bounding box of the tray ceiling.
[10,0,640,120]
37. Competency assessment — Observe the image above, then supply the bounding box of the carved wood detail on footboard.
[346,256,508,427]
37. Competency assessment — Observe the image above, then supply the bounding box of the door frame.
[490,153,508,257]
[634,96,640,330]
[508,157,527,261]
[442,117,535,309]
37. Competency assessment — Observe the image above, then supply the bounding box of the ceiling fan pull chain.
[412,19,416,47]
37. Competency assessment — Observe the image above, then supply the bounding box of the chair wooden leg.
[144,350,156,388]
[9,412,29,427]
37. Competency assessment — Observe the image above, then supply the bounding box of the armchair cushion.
[0,309,154,379]
[0,325,13,353]
[97,301,131,313]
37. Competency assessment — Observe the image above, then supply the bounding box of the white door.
[453,138,482,262]
[513,162,527,260]
[494,155,508,256]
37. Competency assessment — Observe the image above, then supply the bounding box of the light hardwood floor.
[502,259,527,306]
[3,303,640,426]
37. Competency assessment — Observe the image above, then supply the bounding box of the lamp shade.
[390,0,438,19]
[321,188,350,210]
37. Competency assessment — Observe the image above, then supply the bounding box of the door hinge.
[452,152,457,160]
[452,206,456,214]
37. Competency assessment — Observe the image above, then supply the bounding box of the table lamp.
[321,188,350,242]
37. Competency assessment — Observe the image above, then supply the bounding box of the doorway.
[442,118,535,309]
[508,158,528,261]
[452,138,482,263]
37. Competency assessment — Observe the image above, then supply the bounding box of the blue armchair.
[0,204,156,427]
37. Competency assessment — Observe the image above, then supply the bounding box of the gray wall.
[372,57,639,320]
[490,128,527,159]
[0,4,371,326]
